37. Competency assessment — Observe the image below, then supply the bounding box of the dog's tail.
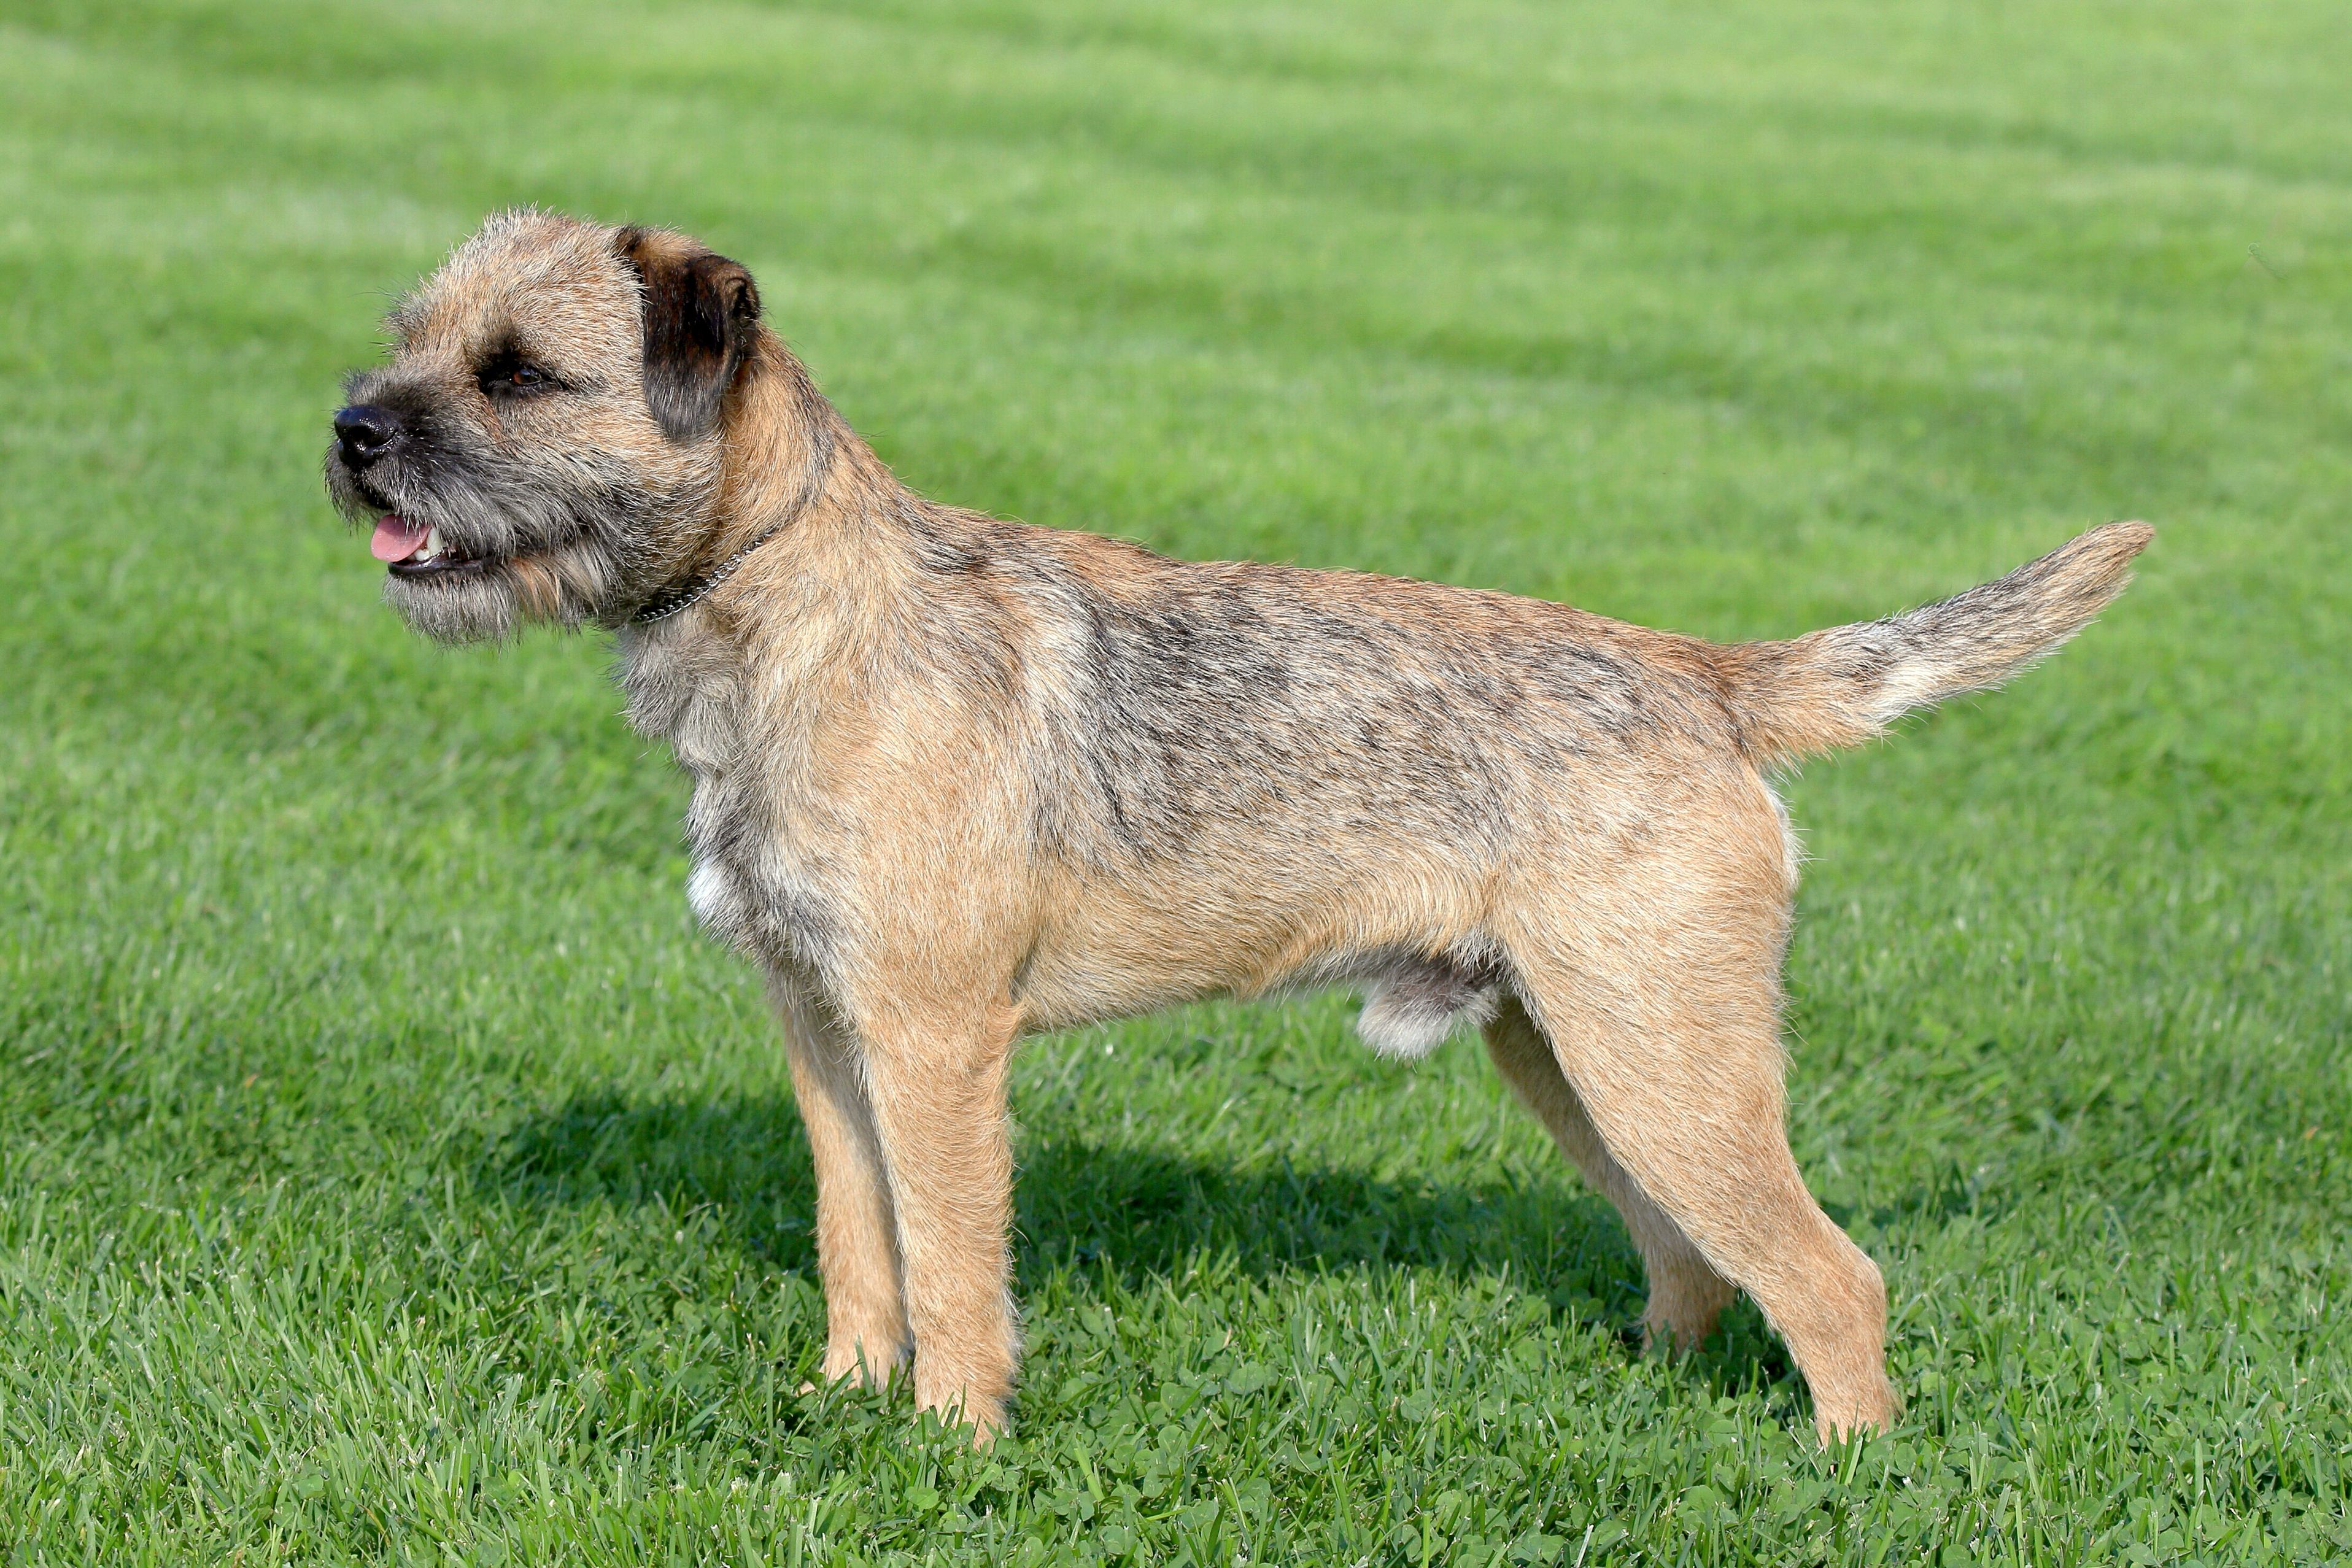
[1709,521,2153,765]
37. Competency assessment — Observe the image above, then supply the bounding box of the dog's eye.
[479,357,556,396]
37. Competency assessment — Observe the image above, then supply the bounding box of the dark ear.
[615,226,762,441]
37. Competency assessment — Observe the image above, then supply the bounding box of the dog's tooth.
[425,527,444,558]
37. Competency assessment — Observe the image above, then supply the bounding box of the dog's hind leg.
[775,981,910,1389]
[1496,882,1894,1442]
[1484,995,1733,1350]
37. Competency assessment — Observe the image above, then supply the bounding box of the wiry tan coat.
[327,210,2151,1444]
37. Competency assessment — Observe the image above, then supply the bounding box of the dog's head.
[326,210,763,642]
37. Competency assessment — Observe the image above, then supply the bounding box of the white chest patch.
[685,858,745,932]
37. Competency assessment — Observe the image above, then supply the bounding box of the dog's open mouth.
[372,516,489,577]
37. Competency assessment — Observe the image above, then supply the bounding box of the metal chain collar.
[629,522,790,625]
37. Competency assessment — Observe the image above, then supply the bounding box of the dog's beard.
[380,545,614,644]
[325,445,687,644]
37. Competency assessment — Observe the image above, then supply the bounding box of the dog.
[327,209,2149,1445]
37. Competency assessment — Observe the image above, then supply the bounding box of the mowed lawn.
[2,1,2348,1561]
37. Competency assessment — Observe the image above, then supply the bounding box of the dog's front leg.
[774,981,910,1390]
[854,995,1022,1443]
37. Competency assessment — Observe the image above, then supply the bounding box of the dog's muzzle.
[331,404,489,577]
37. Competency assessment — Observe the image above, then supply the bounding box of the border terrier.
[327,210,2150,1444]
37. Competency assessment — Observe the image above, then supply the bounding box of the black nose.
[333,404,400,469]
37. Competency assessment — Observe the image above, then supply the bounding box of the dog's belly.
[1012,905,1501,1060]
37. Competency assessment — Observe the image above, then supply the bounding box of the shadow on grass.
[489,1088,1798,1396]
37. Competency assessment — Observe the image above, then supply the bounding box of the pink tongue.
[370,516,430,563]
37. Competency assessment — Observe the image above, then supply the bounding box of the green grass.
[2,0,2348,1561]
